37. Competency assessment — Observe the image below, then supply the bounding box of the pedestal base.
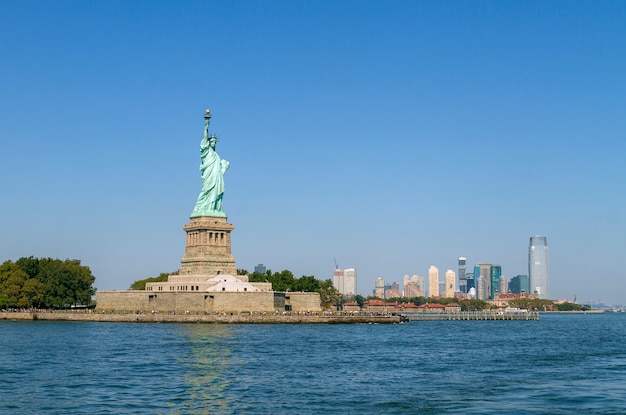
[179,216,237,276]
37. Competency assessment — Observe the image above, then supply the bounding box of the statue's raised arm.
[203,109,211,140]
[191,109,229,218]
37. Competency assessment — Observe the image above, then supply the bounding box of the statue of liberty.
[191,109,229,217]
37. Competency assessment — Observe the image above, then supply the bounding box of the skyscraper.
[458,257,467,293]
[403,275,423,297]
[343,268,357,297]
[386,281,402,299]
[529,236,549,299]
[466,272,475,292]
[499,275,507,295]
[445,269,456,298]
[333,267,357,297]
[428,266,439,297]
[509,275,530,294]
[333,268,344,294]
[374,277,385,298]
[490,265,501,299]
[474,263,492,300]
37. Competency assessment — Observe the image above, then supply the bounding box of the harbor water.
[1,313,624,414]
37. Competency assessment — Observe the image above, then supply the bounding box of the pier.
[404,311,539,321]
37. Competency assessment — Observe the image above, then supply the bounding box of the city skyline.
[1,2,625,305]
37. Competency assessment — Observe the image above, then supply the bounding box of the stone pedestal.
[179,216,237,276]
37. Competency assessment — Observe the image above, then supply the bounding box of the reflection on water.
[174,325,236,415]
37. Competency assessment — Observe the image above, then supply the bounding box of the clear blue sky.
[1,1,625,305]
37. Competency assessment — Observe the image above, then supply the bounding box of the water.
[1,313,625,414]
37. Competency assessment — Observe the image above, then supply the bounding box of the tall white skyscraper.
[529,236,549,299]
[343,268,357,297]
[333,268,344,294]
[428,266,439,297]
[445,270,456,298]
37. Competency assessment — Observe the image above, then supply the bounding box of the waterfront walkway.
[1,311,401,324]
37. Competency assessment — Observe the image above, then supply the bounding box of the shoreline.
[1,311,401,324]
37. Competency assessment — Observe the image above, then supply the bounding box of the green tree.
[15,256,40,279]
[37,259,93,307]
[129,272,171,290]
[28,258,95,307]
[508,298,555,311]
[317,279,342,310]
[353,294,365,308]
[408,296,428,306]
[294,275,321,292]
[236,268,249,275]
[249,269,272,283]
[459,298,489,311]
[0,261,29,307]
[0,261,46,308]
[21,278,46,308]
[555,302,583,311]
[268,270,296,292]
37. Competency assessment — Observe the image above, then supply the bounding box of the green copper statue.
[191,109,229,218]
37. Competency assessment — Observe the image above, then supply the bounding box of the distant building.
[445,270,456,298]
[404,282,422,297]
[476,275,486,300]
[466,272,475,292]
[428,266,439,297]
[374,277,385,298]
[529,236,549,299]
[403,275,423,297]
[458,257,467,293]
[490,265,502,299]
[499,275,507,295]
[343,268,357,297]
[333,268,344,293]
[468,286,476,299]
[416,275,425,296]
[333,267,357,297]
[509,275,530,294]
[473,263,503,300]
[254,264,266,274]
[385,282,401,299]
[474,264,492,300]
[492,292,538,308]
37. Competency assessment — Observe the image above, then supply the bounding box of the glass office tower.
[490,265,502,298]
[458,257,467,293]
[509,275,530,294]
[529,236,549,299]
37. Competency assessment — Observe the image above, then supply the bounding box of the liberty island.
[76,108,398,323]
[95,108,327,317]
